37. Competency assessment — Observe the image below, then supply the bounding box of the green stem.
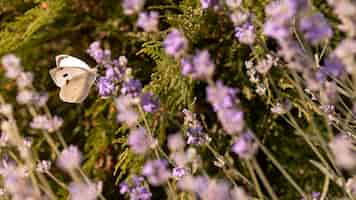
[253,135,307,198]
[252,158,279,200]
[246,160,264,200]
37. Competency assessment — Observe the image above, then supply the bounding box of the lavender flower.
[1,54,23,79]
[235,22,256,44]
[97,76,116,97]
[232,131,258,159]
[137,11,159,32]
[128,127,156,154]
[30,115,50,130]
[120,176,152,200]
[0,163,39,199]
[87,41,111,64]
[48,116,64,133]
[333,39,356,74]
[115,95,139,127]
[217,108,244,134]
[225,0,242,9]
[255,54,278,74]
[183,109,210,145]
[69,182,100,200]
[122,0,145,15]
[32,92,49,107]
[263,0,309,41]
[30,115,63,133]
[299,13,333,45]
[329,134,356,169]
[129,186,152,200]
[321,55,344,78]
[121,79,142,97]
[346,176,356,195]
[140,92,159,113]
[263,20,290,41]
[163,29,188,58]
[56,145,82,171]
[200,179,231,200]
[200,0,219,9]
[0,104,13,117]
[206,81,237,111]
[36,160,51,173]
[231,187,249,200]
[172,167,189,180]
[167,133,185,152]
[178,175,208,194]
[16,72,33,89]
[187,124,210,145]
[142,159,171,185]
[230,11,249,26]
[181,50,215,80]
[16,89,34,104]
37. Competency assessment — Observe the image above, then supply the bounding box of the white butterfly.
[50,55,97,103]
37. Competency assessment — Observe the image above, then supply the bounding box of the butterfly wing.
[56,55,91,70]
[59,72,96,103]
[50,67,89,87]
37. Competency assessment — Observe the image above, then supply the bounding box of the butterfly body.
[50,55,97,103]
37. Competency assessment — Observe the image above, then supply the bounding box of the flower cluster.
[120,176,152,200]
[30,115,63,133]
[1,54,49,107]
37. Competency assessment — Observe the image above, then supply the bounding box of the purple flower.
[183,50,215,80]
[16,72,33,89]
[183,109,210,145]
[16,89,34,105]
[163,29,188,58]
[187,124,210,145]
[200,0,219,9]
[312,192,321,200]
[230,11,249,26]
[172,167,189,180]
[105,65,122,81]
[1,54,23,79]
[121,79,142,97]
[235,22,256,44]
[97,76,116,97]
[263,20,290,40]
[30,115,50,130]
[119,182,130,194]
[217,108,244,134]
[33,92,49,107]
[225,0,242,9]
[232,131,258,159]
[177,175,209,194]
[263,0,309,41]
[57,145,82,171]
[142,159,171,186]
[137,11,159,32]
[317,55,344,82]
[128,127,156,154]
[115,95,139,127]
[200,180,231,200]
[167,133,185,152]
[140,92,159,113]
[206,81,237,111]
[48,116,63,132]
[120,176,152,200]
[299,13,333,45]
[87,41,111,64]
[130,186,152,200]
[122,0,145,15]
[69,182,99,200]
